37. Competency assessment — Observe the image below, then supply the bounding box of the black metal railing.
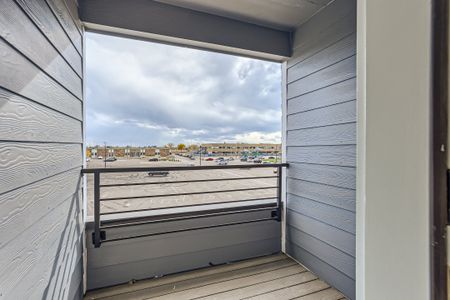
[82,163,288,247]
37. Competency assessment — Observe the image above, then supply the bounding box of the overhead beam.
[78,0,292,62]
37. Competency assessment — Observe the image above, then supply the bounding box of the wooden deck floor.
[84,254,346,300]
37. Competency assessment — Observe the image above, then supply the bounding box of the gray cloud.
[85,32,282,146]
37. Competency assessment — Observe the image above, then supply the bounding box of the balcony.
[80,163,348,299]
[82,164,284,287]
[2,0,439,299]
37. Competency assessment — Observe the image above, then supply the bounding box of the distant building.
[158,148,170,157]
[145,148,156,156]
[201,143,281,156]
[86,143,279,158]
[87,146,167,158]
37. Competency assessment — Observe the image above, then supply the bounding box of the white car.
[217,160,228,166]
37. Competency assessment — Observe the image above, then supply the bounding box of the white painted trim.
[281,62,288,253]
[356,1,432,298]
[355,0,366,298]
[81,24,88,295]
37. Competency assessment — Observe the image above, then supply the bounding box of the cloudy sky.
[85,32,282,147]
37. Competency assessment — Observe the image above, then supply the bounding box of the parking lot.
[85,156,279,216]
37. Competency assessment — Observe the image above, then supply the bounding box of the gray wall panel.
[0,87,82,143]
[287,194,355,234]
[286,145,356,167]
[288,78,356,114]
[287,179,355,211]
[286,242,355,299]
[0,143,81,194]
[0,38,82,119]
[287,123,356,146]
[287,55,356,99]
[46,0,83,53]
[15,0,82,76]
[288,33,356,84]
[86,215,281,289]
[288,162,356,190]
[87,238,280,290]
[0,0,84,298]
[287,100,356,130]
[287,210,355,256]
[285,0,356,298]
[287,226,355,279]
[0,0,82,98]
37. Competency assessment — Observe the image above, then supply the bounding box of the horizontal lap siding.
[284,0,356,299]
[0,0,84,299]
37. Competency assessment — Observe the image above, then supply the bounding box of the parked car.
[253,158,262,163]
[205,157,214,161]
[148,157,159,161]
[97,156,103,160]
[104,156,117,162]
[240,157,247,162]
[148,171,169,177]
[228,157,234,161]
[217,160,228,166]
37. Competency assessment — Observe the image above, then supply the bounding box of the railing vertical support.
[276,166,282,222]
[93,171,101,248]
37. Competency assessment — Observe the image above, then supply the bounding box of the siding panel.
[288,33,356,83]
[0,143,82,194]
[286,242,355,299]
[0,0,82,98]
[288,0,356,67]
[285,1,356,297]
[0,189,82,299]
[286,145,356,167]
[287,55,356,99]
[0,0,83,298]
[288,78,356,114]
[288,162,356,190]
[287,226,355,279]
[0,38,82,119]
[287,194,355,234]
[46,0,82,53]
[15,0,82,76]
[0,87,82,143]
[287,178,355,211]
[287,210,355,256]
[287,122,356,146]
[287,100,356,130]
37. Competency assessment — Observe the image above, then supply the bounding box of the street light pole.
[199,145,202,166]
[104,142,107,168]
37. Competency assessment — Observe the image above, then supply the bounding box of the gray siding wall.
[86,209,281,290]
[0,0,84,299]
[284,0,356,299]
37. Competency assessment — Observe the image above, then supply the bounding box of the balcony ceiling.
[157,0,334,31]
[79,0,334,61]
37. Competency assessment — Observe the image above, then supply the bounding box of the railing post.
[93,171,101,248]
[276,165,282,222]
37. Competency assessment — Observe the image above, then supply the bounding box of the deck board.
[84,254,346,300]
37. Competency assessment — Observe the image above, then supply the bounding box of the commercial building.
[202,143,281,156]
[87,146,172,158]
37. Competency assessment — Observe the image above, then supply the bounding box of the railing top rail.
[81,163,288,174]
